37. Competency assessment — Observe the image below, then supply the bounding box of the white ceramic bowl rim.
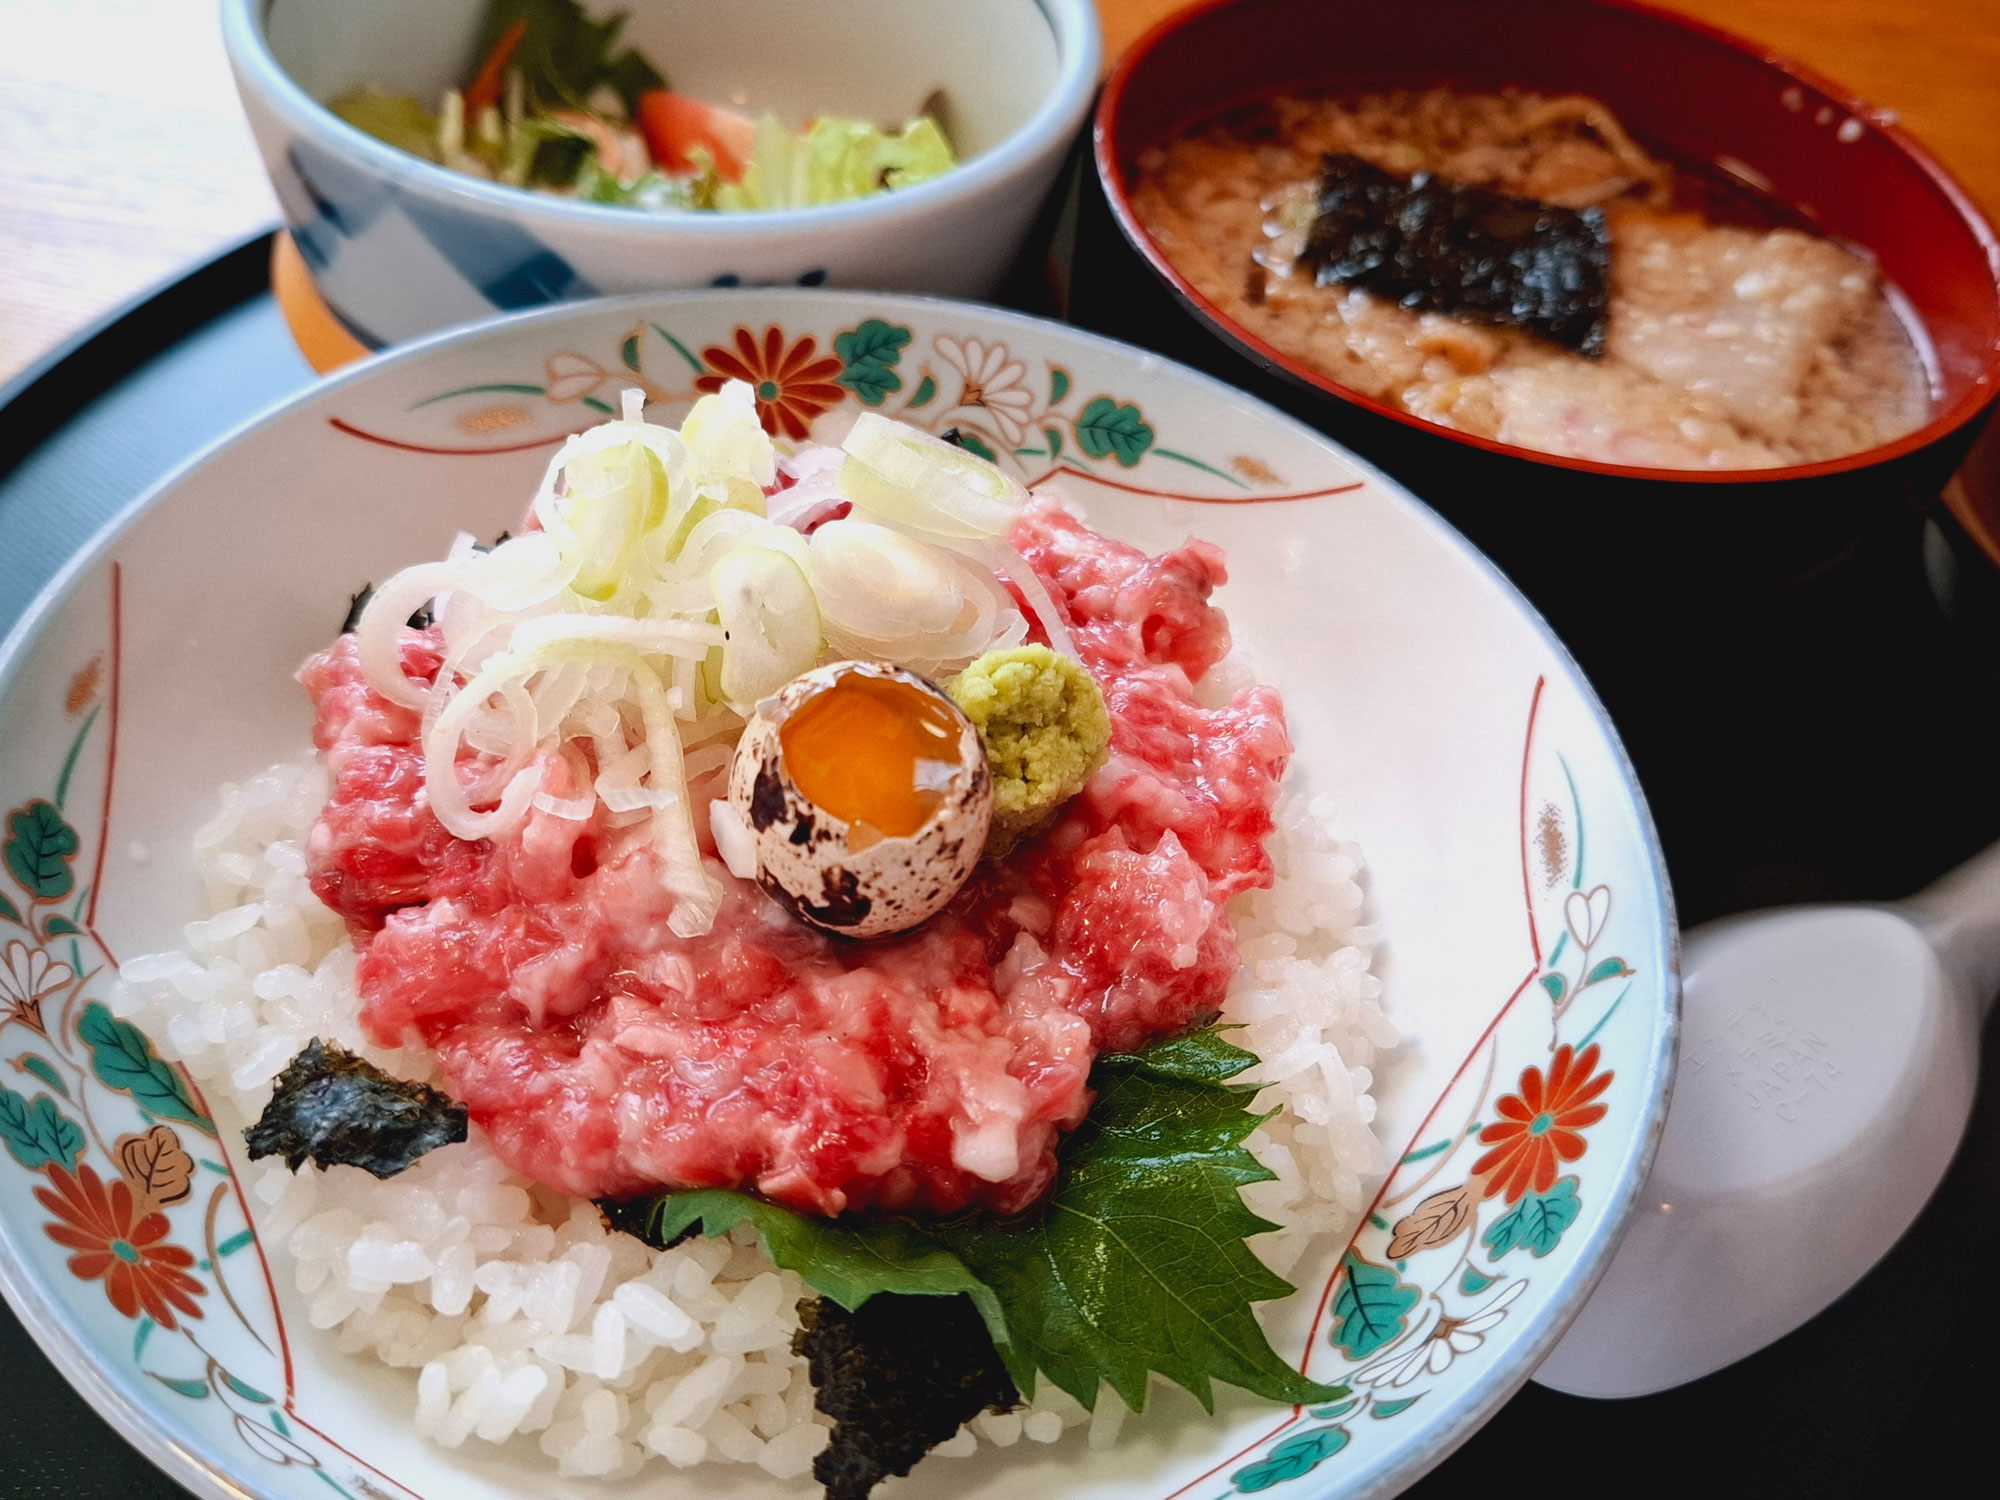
[221,0,1102,239]
[0,287,1678,1500]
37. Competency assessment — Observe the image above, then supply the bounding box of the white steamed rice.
[112,677,1392,1482]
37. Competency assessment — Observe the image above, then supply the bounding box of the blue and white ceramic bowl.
[222,0,1101,347]
[0,288,1675,1500]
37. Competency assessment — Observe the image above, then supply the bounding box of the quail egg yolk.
[779,672,964,840]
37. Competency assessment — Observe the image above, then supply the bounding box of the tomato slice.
[637,91,757,182]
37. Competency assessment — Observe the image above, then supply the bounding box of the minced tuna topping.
[299,497,1288,1217]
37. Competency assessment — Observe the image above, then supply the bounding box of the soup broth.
[1130,89,1933,470]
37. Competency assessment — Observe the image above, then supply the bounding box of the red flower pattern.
[1472,1042,1612,1202]
[695,326,846,440]
[37,1162,205,1329]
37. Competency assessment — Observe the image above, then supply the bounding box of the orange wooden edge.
[1944,478,2000,570]
[271,231,370,375]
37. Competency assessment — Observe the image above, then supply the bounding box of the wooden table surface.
[2,0,1998,385]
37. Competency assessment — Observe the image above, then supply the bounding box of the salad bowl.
[224,0,1101,347]
[0,289,1675,1500]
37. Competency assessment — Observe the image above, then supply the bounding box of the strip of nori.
[596,1195,695,1248]
[1301,153,1612,355]
[339,584,433,635]
[796,1292,1018,1500]
[342,530,512,633]
[340,586,374,635]
[244,1039,467,1178]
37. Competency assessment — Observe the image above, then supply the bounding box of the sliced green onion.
[710,544,821,705]
[681,380,776,491]
[509,614,724,657]
[561,439,670,601]
[808,519,967,640]
[840,412,1028,539]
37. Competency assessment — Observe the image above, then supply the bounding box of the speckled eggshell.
[727,661,993,938]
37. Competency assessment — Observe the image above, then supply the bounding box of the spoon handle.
[1903,838,2000,1019]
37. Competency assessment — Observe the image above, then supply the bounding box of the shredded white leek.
[356,563,465,710]
[348,392,1078,938]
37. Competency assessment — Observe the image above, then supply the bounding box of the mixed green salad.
[329,0,957,212]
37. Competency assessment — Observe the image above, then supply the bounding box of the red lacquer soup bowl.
[1082,0,2000,629]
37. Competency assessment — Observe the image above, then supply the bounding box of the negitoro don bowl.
[0,289,1674,1500]
[222,0,1101,347]
[1082,0,2000,622]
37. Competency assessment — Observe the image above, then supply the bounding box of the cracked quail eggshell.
[727,661,992,938]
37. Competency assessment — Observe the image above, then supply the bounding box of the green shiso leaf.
[939,1030,1339,1413]
[622,1029,1340,1416]
[643,1188,1009,1348]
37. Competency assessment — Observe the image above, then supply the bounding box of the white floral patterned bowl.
[223,0,1101,347]
[0,290,1675,1500]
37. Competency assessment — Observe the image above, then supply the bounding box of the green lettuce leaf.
[623,1030,1340,1416]
[815,114,954,197]
[714,113,956,212]
[328,88,440,161]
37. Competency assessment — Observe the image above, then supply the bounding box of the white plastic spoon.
[1533,841,2000,1398]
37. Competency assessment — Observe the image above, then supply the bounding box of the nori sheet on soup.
[795,1291,1018,1500]
[244,1039,468,1178]
[1301,152,1612,355]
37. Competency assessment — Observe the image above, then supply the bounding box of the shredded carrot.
[464,17,528,119]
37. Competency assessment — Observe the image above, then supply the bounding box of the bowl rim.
[221,0,1101,240]
[0,283,1680,1500]
[1094,0,2000,486]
